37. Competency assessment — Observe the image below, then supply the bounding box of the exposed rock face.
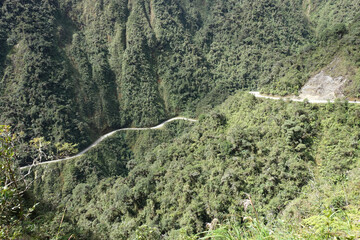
[299,71,346,100]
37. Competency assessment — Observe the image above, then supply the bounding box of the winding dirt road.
[20,117,197,170]
[21,92,359,170]
[249,91,360,104]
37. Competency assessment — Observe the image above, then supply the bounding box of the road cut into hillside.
[249,91,360,104]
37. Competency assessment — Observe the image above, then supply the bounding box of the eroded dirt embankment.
[299,57,353,101]
[299,71,346,100]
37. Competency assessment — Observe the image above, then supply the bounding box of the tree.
[55,142,78,158]
[0,125,35,239]
[30,137,52,164]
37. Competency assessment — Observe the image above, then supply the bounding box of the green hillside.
[261,0,360,96]
[1,0,313,165]
[22,93,360,239]
[1,0,360,239]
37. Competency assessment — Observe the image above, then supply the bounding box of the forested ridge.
[1,0,360,239]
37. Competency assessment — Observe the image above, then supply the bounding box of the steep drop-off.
[28,93,360,239]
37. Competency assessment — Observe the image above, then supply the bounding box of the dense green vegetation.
[21,93,360,239]
[27,120,195,239]
[261,0,360,96]
[1,0,360,239]
[1,0,318,165]
[0,125,37,239]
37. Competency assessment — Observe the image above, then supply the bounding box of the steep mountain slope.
[2,1,360,238]
[0,0,312,165]
[261,0,360,97]
[27,93,360,239]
